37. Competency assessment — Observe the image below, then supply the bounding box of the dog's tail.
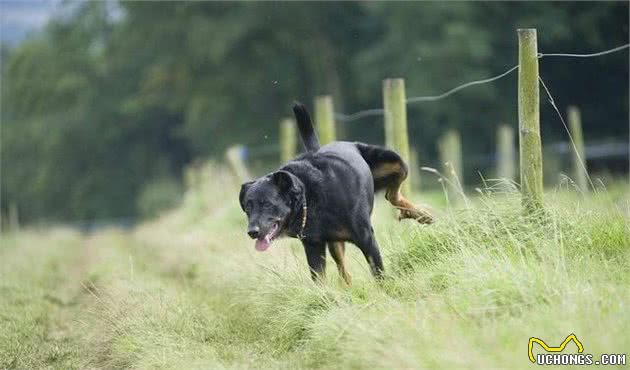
[292,102,320,152]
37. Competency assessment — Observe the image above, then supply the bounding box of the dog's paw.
[398,207,434,224]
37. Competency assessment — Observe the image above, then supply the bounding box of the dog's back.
[290,102,433,225]
[291,102,405,194]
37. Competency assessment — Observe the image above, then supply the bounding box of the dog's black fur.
[239,102,432,282]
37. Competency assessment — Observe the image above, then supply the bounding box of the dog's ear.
[271,171,304,203]
[239,180,255,210]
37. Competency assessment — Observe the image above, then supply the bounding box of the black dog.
[239,103,433,283]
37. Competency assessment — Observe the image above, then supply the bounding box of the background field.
[2,164,628,369]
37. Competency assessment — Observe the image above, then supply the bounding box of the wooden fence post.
[496,124,516,184]
[314,95,336,145]
[567,106,588,192]
[225,145,251,182]
[280,117,297,163]
[518,28,544,213]
[438,129,464,204]
[383,78,411,195]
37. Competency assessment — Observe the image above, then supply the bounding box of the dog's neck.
[298,197,307,239]
[287,194,307,239]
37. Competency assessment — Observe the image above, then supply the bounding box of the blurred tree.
[1,1,627,223]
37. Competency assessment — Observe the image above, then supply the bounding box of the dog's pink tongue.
[254,224,278,252]
[255,237,271,252]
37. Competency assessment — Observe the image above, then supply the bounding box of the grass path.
[0,230,88,369]
[2,183,629,369]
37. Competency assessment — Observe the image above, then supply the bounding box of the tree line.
[1,1,627,223]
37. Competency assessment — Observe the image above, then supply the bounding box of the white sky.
[0,0,62,45]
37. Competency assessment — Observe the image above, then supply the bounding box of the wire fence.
[538,75,596,190]
[247,42,629,158]
[335,43,629,122]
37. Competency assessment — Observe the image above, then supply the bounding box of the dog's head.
[239,170,305,252]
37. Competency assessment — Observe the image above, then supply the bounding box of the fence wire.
[335,43,630,123]
[405,64,520,104]
[538,75,596,191]
[334,108,384,122]
[249,43,628,155]
[538,44,629,59]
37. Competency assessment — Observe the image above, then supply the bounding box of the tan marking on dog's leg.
[373,159,434,224]
[328,242,352,286]
[386,188,434,225]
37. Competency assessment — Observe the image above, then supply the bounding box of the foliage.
[136,176,183,218]
[1,2,628,222]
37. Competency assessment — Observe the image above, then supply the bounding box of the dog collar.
[298,198,307,239]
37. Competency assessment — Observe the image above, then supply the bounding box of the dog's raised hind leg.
[385,188,434,224]
[356,143,434,224]
[374,161,433,224]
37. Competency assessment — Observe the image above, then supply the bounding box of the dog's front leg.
[303,241,326,283]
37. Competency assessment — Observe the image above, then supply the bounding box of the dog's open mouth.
[254,222,279,252]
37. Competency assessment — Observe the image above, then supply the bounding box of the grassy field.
[1,165,629,369]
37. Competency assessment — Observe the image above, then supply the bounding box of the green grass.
[1,166,629,369]
[0,229,85,369]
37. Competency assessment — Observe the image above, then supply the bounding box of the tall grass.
[1,164,628,369]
